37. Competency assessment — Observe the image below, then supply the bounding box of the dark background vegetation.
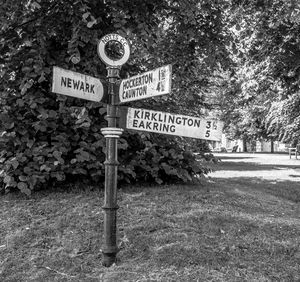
[1,0,300,194]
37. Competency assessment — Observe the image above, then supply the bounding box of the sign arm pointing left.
[52,66,108,102]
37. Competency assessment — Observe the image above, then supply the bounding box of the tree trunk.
[243,138,248,152]
[270,140,274,153]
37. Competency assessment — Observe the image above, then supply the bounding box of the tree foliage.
[218,0,300,144]
[0,0,231,194]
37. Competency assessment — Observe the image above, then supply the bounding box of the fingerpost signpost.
[97,33,130,267]
[51,33,223,267]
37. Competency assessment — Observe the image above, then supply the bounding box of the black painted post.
[97,33,130,267]
[100,66,123,267]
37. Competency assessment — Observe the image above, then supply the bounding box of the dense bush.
[0,95,214,194]
[0,84,214,194]
[0,90,108,194]
[119,132,215,185]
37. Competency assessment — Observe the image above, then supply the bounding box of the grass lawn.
[1,153,300,281]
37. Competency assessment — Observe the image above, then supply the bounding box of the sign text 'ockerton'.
[119,65,172,103]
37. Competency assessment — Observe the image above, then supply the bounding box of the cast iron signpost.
[52,32,224,267]
[97,33,130,267]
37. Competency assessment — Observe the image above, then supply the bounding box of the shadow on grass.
[215,155,256,160]
[213,160,300,171]
[118,179,300,281]
[210,175,300,203]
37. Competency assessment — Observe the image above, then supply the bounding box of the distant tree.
[217,0,300,146]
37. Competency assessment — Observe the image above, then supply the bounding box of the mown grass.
[1,162,300,281]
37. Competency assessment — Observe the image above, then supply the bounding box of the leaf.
[48,110,57,119]
[38,72,45,83]
[3,175,12,184]
[51,172,65,181]
[31,2,41,9]
[161,162,170,174]
[17,182,31,195]
[6,122,14,130]
[28,176,37,189]
[72,168,87,175]
[22,66,31,73]
[99,108,107,115]
[10,158,19,169]
[118,138,128,150]
[71,55,80,64]
[155,177,163,184]
[40,164,51,172]
[78,121,91,128]
[24,167,31,174]
[76,150,91,162]
[87,19,97,28]
[27,140,34,148]
[19,175,28,182]
[53,151,62,160]
[17,99,25,107]
[82,12,90,20]
[3,175,17,187]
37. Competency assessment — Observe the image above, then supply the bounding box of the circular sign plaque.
[97,34,130,67]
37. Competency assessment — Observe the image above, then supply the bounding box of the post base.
[102,252,117,267]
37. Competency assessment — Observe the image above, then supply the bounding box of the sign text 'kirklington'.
[119,65,172,103]
[120,107,224,141]
[52,66,105,102]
